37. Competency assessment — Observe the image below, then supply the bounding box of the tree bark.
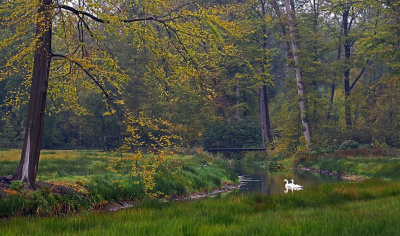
[12,0,53,186]
[259,88,267,148]
[343,7,353,128]
[259,0,273,146]
[262,85,273,144]
[284,0,311,148]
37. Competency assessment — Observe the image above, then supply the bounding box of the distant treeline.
[0,0,399,152]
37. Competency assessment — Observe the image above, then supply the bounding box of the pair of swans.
[284,179,303,189]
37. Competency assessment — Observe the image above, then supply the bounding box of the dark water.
[236,166,340,195]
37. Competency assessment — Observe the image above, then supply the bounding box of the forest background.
[0,0,399,156]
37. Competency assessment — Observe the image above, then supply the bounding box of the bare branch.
[56,4,107,23]
[56,4,182,24]
[349,67,365,91]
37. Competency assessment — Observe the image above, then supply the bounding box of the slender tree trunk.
[311,0,320,131]
[262,85,273,144]
[12,0,53,186]
[284,0,311,148]
[259,88,266,148]
[342,7,353,128]
[327,37,342,120]
[259,0,273,145]
[234,86,240,119]
[327,81,335,119]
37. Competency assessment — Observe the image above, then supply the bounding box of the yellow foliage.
[108,113,181,197]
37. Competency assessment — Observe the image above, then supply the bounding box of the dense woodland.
[0,0,399,154]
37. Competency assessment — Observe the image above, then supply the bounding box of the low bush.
[338,140,360,150]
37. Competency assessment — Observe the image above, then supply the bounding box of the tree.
[11,0,53,185]
[258,0,274,146]
[0,0,243,186]
[284,0,311,147]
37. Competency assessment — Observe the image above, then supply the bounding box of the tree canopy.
[0,0,399,186]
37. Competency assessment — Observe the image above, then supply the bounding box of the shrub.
[339,140,360,150]
[10,180,25,191]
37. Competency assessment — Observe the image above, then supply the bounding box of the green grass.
[0,150,114,181]
[0,150,236,186]
[302,155,400,180]
[1,180,400,235]
[0,150,237,217]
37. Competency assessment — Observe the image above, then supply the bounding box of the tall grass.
[302,156,400,180]
[0,150,237,217]
[87,155,237,201]
[1,180,399,235]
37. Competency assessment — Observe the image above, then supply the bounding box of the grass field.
[302,155,400,180]
[1,179,399,235]
[2,149,400,235]
[0,149,112,182]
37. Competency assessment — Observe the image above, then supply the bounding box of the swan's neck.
[291,180,294,184]
[284,180,288,184]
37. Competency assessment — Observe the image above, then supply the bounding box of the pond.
[235,166,341,195]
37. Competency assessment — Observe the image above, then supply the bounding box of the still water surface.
[236,166,340,195]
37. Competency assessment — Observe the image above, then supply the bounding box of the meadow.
[2,149,400,235]
[1,179,399,235]
[302,155,400,180]
[0,149,237,217]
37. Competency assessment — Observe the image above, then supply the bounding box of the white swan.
[291,179,303,188]
[284,179,294,188]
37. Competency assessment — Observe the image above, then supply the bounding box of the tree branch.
[56,4,182,24]
[348,16,354,32]
[50,53,122,114]
[56,4,107,23]
[349,67,365,91]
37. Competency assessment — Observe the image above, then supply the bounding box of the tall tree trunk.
[262,85,273,144]
[12,0,53,186]
[259,0,273,145]
[311,0,320,131]
[343,7,353,128]
[259,88,266,148]
[327,36,342,120]
[234,86,240,119]
[284,0,311,148]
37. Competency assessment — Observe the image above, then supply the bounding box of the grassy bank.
[1,180,399,235]
[0,150,237,217]
[301,155,400,180]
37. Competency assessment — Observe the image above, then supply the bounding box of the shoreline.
[100,182,241,212]
[298,167,367,182]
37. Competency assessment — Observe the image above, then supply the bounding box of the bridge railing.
[204,148,267,153]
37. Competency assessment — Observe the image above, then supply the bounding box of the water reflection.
[237,168,339,195]
[284,187,302,193]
